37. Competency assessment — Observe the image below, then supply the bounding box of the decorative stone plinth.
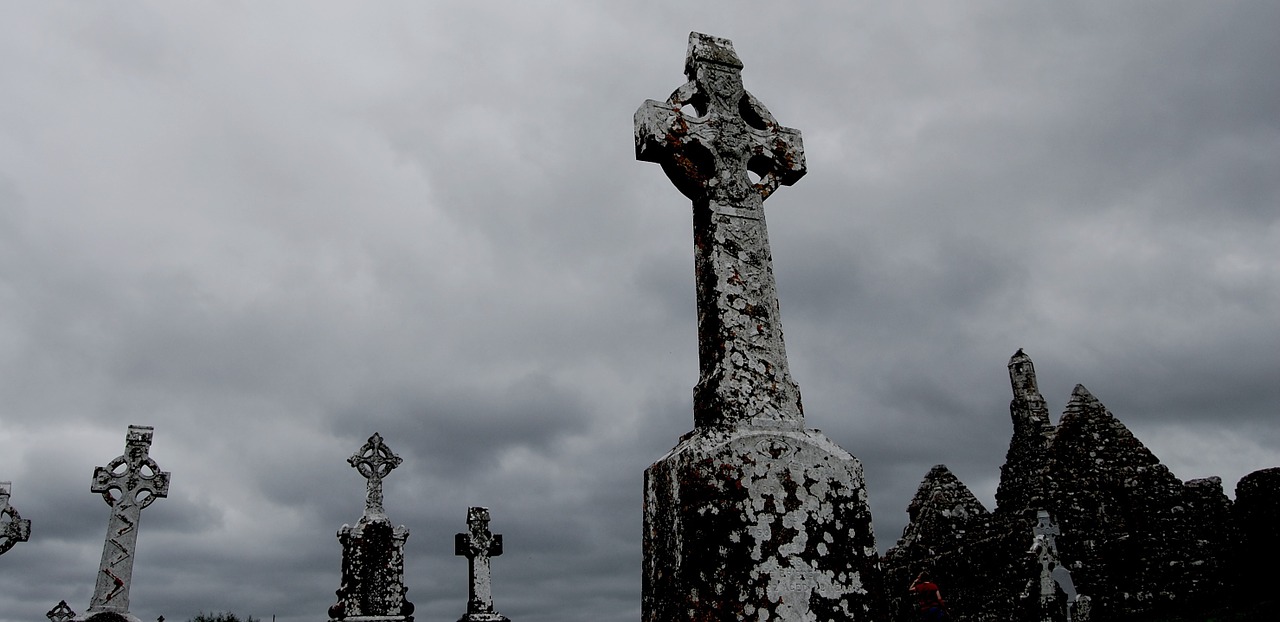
[644,425,881,621]
[328,518,413,622]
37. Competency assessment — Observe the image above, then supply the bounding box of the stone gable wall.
[882,351,1277,621]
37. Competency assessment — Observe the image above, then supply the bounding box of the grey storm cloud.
[2,3,1278,622]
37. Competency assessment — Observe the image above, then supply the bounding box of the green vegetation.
[187,612,261,622]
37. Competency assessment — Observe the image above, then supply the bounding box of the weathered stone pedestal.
[328,433,414,622]
[636,32,882,621]
[82,613,138,622]
[645,425,880,620]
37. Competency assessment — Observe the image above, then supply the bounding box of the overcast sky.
[1,3,1277,622]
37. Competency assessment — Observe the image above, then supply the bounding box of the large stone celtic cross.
[635,31,807,429]
[348,432,402,520]
[88,425,170,616]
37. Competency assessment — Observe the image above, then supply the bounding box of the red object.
[912,581,943,610]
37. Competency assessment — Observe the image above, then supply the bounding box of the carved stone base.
[329,518,414,621]
[81,611,143,622]
[328,617,412,622]
[643,425,883,622]
[458,614,509,622]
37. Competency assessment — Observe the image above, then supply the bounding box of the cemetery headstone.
[454,507,509,622]
[1030,510,1082,622]
[84,425,170,622]
[0,481,32,555]
[47,601,77,622]
[328,433,414,622]
[635,31,882,621]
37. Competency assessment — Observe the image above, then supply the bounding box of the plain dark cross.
[88,425,170,616]
[635,31,808,429]
[46,600,76,622]
[348,432,402,520]
[0,481,32,555]
[454,507,508,621]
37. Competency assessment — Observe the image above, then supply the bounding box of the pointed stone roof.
[1052,384,1166,470]
[1050,384,1179,494]
[894,464,989,552]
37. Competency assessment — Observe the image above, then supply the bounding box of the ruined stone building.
[883,350,1280,622]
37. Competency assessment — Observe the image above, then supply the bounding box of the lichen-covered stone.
[645,427,880,621]
[883,351,1273,621]
[883,465,993,620]
[636,31,881,621]
[635,31,806,430]
[455,507,510,622]
[329,434,413,622]
[995,350,1054,518]
[890,465,990,559]
[84,426,170,622]
[0,481,32,555]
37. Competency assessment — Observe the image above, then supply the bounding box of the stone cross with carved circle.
[348,433,402,520]
[454,506,508,621]
[635,32,808,429]
[88,425,170,616]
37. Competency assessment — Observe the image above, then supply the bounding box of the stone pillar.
[635,32,882,621]
[328,433,414,622]
[995,349,1055,517]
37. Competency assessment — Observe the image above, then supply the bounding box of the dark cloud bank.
[1,3,1277,622]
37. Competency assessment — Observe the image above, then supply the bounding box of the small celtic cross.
[46,601,77,622]
[0,481,32,555]
[455,507,508,621]
[348,433,402,520]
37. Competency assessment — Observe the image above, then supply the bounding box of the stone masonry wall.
[883,351,1277,621]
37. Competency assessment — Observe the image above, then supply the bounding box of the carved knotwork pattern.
[634,32,807,428]
[46,600,77,622]
[348,433,402,519]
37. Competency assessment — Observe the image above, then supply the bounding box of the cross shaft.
[635,32,807,428]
